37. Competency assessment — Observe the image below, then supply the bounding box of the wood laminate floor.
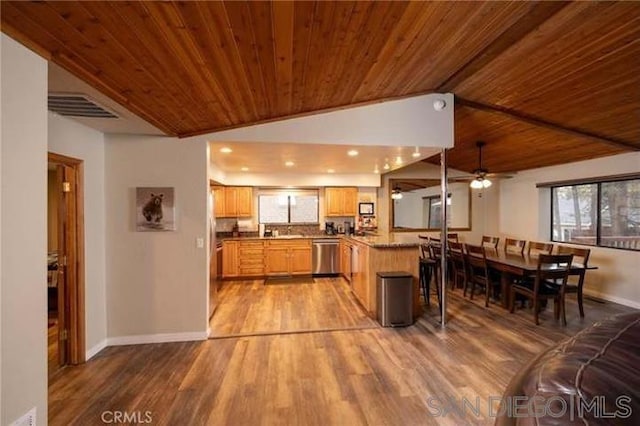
[209,277,378,337]
[49,278,636,425]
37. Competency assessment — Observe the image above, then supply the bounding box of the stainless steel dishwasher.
[312,239,340,275]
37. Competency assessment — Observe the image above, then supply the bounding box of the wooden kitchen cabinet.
[238,241,265,276]
[350,240,369,309]
[325,187,357,216]
[222,241,239,277]
[214,186,253,218]
[265,239,312,276]
[213,186,225,218]
[222,240,265,277]
[340,239,353,281]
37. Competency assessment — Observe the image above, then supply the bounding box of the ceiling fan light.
[470,179,484,189]
[482,179,492,188]
[391,186,403,200]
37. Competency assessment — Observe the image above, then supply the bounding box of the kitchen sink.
[274,234,304,239]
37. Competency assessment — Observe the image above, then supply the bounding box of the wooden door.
[236,187,253,217]
[343,188,358,216]
[56,164,79,367]
[222,241,239,277]
[290,244,312,275]
[265,245,290,275]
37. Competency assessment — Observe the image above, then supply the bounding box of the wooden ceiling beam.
[456,98,639,151]
[437,2,569,92]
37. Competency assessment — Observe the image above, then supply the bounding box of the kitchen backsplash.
[216,219,357,238]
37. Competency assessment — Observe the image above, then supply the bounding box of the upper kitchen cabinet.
[325,187,358,217]
[214,186,253,218]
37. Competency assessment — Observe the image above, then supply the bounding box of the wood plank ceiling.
[1,1,639,174]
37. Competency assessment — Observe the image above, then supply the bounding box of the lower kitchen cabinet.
[350,241,369,309]
[265,239,311,276]
[222,240,265,278]
[222,241,239,277]
[340,240,353,282]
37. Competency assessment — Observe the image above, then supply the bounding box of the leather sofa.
[495,312,640,425]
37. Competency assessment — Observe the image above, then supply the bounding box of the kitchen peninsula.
[221,234,421,318]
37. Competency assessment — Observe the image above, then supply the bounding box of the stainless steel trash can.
[376,271,413,327]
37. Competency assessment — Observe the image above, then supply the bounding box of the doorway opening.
[48,152,85,377]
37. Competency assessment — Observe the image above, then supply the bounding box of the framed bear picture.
[136,187,176,231]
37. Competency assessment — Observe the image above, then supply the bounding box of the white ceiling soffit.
[191,93,454,148]
[208,141,440,176]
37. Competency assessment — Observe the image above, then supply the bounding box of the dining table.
[482,250,596,308]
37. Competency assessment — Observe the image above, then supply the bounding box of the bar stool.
[418,241,441,308]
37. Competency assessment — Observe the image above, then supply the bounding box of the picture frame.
[358,202,374,215]
[136,187,176,231]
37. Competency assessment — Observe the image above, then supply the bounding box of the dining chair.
[464,244,498,307]
[504,238,526,256]
[481,235,500,250]
[448,241,467,292]
[527,241,554,256]
[509,254,574,325]
[554,245,591,318]
[447,233,459,242]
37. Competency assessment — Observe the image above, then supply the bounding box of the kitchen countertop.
[344,234,421,248]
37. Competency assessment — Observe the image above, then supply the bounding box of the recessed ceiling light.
[220,147,232,154]
[412,147,421,158]
[327,169,335,173]
[383,158,390,170]
[241,167,249,172]
[347,150,359,157]
[373,167,380,174]
[395,156,403,165]
[285,161,295,167]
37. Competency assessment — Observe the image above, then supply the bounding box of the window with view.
[258,190,318,224]
[551,176,640,251]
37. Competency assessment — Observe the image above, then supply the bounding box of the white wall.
[105,135,209,343]
[499,152,640,307]
[1,33,48,424]
[48,112,107,358]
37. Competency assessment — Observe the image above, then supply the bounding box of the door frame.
[48,152,85,364]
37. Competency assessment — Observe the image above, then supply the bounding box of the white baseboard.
[86,339,108,360]
[106,331,208,346]
[584,289,640,310]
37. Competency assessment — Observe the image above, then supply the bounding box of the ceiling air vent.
[48,93,118,118]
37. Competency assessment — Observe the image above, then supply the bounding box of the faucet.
[287,225,292,235]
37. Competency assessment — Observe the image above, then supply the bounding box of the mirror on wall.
[390,179,471,232]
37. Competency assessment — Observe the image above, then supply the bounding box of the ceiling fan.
[450,141,514,188]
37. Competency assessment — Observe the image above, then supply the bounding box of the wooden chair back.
[528,241,554,256]
[449,241,464,253]
[534,254,574,293]
[481,235,499,249]
[447,233,459,242]
[429,242,443,261]
[504,238,526,255]
[420,242,430,260]
[556,245,590,267]
[465,244,488,275]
